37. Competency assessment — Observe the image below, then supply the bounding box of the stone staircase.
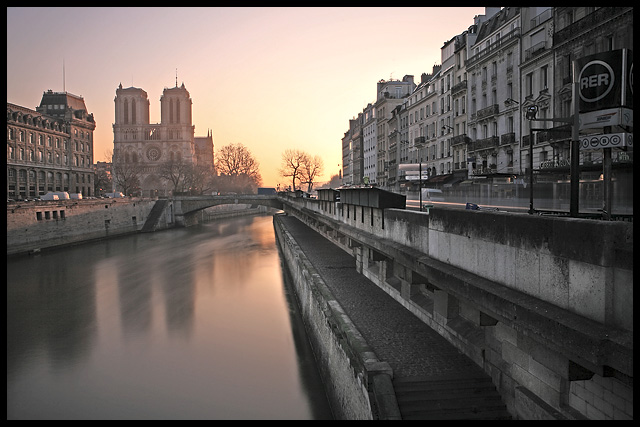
[393,373,512,420]
[140,199,168,233]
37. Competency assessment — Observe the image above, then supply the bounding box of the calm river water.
[7,214,333,420]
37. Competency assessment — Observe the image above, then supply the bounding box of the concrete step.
[393,375,511,420]
[141,199,168,232]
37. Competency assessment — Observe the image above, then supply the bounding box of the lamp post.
[525,105,538,214]
[413,141,426,211]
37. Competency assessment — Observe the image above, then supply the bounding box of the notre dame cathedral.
[112,81,213,197]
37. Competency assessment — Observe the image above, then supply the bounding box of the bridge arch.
[172,194,284,226]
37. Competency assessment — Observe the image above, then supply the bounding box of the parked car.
[105,192,125,198]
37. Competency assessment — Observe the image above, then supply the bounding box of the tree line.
[102,144,330,196]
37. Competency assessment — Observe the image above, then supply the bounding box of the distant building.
[7,90,96,199]
[194,130,214,171]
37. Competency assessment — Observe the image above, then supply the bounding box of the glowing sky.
[7,7,485,187]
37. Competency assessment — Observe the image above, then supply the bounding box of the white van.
[70,193,83,199]
[41,192,59,201]
[421,188,444,202]
[42,191,69,200]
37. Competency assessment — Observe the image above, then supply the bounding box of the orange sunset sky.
[7,7,486,187]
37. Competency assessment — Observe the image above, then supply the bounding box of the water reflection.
[7,215,332,419]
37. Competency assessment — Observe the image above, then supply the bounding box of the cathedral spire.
[175,68,178,87]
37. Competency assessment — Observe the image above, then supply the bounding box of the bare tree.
[109,148,142,196]
[279,149,308,192]
[157,159,191,194]
[215,143,262,193]
[186,164,217,195]
[300,154,324,193]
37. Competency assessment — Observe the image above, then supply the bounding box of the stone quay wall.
[281,195,632,420]
[7,198,159,256]
[274,213,399,420]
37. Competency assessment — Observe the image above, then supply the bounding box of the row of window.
[8,128,91,151]
[8,168,92,184]
[7,146,91,167]
[119,129,183,140]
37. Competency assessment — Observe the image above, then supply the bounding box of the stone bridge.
[173,194,284,226]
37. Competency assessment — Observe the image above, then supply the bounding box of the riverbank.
[6,198,268,257]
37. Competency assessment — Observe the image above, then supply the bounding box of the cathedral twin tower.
[113,81,213,197]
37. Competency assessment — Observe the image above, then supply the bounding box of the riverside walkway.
[277,215,511,420]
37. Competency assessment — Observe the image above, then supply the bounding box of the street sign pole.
[570,80,580,217]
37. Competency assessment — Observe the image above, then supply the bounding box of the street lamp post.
[525,106,537,214]
[419,159,423,211]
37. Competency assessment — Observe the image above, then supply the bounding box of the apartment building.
[547,7,634,205]
[341,7,632,202]
[433,35,457,181]
[373,75,415,189]
[7,91,96,199]
[362,103,377,185]
[466,7,521,180]
[450,31,470,182]
[519,7,556,183]
[399,67,440,192]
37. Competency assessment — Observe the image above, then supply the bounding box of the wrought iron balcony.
[466,27,520,66]
[525,41,547,61]
[472,136,499,151]
[500,132,516,145]
[451,80,467,96]
[554,7,629,46]
[476,104,499,120]
[451,133,470,146]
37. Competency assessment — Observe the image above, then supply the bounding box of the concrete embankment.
[273,213,515,420]
[6,199,265,256]
[274,213,399,420]
[7,198,159,256]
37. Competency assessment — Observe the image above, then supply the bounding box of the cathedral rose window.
[146,147,161,161]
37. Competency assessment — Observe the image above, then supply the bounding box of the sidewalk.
[277,214,484,379]
[278,215,512,419]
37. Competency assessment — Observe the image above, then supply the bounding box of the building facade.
[362,103,377,185]
[467,7,521,180]
[373,75,415,189]
[112,82,212,197]
[342,7,632,206]
[7,90,96,199]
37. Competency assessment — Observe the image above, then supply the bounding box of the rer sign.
[576,49,632,113]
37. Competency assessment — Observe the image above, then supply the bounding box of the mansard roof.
[475,7,520,44]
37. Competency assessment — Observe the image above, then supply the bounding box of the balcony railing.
[451,133,470,146]
[530,8,552,28]
[451,80,467,95]
[525,41,547,61]
[467,28,520,66]
[471,136,499,151]
[476,104,499,120]
[553,7,628,46]
[500,132,516,145]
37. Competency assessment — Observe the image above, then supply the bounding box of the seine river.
[7,214,333,420]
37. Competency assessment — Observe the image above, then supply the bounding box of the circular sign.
[578,60,615,103]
